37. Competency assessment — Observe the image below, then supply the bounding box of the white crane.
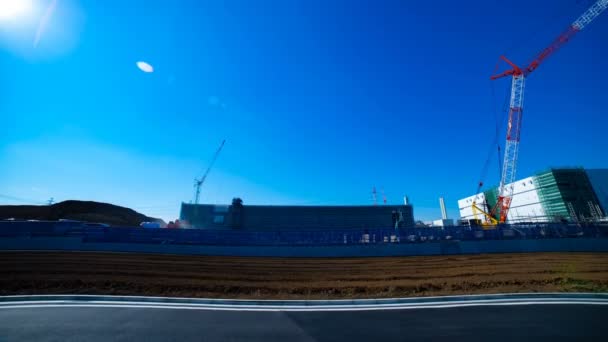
[194,139,226,204]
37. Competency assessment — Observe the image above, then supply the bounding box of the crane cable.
[476,0,583,196]
[475,60,511,195]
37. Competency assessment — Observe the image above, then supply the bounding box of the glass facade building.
[459,168,606,223]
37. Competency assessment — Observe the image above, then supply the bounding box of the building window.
[213,215,225,224]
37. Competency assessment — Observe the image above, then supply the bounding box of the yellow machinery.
[472,202,498,229]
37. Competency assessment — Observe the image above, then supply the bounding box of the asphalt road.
[0,304,605,341]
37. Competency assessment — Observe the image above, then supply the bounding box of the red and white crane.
[478,0,608,224]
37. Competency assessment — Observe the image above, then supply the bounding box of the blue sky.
[1,0,607,221]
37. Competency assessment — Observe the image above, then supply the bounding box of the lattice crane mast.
[194,139,226,204]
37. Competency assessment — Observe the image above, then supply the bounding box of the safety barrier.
[0,221,606,247]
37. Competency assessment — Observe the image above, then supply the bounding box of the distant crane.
[474,0,608,225]
[194,139,226,204]
[372,186,377,206]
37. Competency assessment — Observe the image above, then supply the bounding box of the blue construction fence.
[1,220,607,246]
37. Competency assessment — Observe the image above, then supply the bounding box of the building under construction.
[180,200,415,230]
[459,168,607,224]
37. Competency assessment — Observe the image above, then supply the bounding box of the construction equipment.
[194,139,226,204]
[472,201,498,228]
[474,0,608,226]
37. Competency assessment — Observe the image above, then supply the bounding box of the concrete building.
[180,200,415,230]
[458,168,605,224]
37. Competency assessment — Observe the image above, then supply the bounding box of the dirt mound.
[0,200,163,226]
[1,252,606,299]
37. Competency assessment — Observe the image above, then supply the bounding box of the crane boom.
[492,0,608,81]
[194,139,226,204]
[483,0,607,224]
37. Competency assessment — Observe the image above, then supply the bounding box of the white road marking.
[1,299,607,312]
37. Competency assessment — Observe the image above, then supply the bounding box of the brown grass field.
[1,251,607,299]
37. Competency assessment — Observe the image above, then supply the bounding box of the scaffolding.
[536,169,601,222]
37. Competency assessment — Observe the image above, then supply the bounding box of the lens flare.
[136,61,154,73]
[0,0,32,20]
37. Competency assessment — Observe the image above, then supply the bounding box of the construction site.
[459,168,607,225]
[3,2,608,341]
[173,0,608,230]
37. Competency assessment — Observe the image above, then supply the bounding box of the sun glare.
[0,0,32,20]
